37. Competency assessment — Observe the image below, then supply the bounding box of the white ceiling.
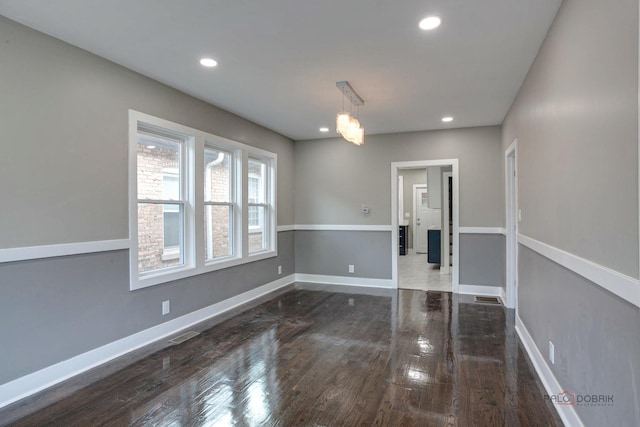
[0,0,561,141]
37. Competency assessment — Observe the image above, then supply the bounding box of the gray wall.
[519,246,640,426]
[0,231,294,384]
[459,234,504,286]
[398,169,426,249]
[294,127,503,282]
[502,0,638,278]
[0,18,295,385]
[501,0,640,425]
[426,166,442,209]
[295,231,391,279]
[0,16,295,249]
[295,126,503,227]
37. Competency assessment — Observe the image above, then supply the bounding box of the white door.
[415,188,441,253]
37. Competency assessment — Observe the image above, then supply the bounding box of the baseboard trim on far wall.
[279,225,394,232]
[516,315,585,427]
[295,273,393,289]
[0,274,296,410]
[0,239,130,264]
[292,225,393,232]
[518,233,640,308]
[459,227,506,234]
[458,284,506,306]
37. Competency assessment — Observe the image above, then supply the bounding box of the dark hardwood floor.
[1,288,562,426]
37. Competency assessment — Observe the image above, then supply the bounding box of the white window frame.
[247,156,275,255]
[132,123,193,286]
[129,110,277,290]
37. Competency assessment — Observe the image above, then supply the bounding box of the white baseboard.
[292,224,393,232]
[516,315,584,427]
[458,284,506,305]
[0,274,295,409]
[295,273,393,289]
[459,227,506,235]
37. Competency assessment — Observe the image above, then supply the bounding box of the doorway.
[392,159,459,293]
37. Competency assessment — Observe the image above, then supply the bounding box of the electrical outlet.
[518,209,522,222]
[549,341,555,365]
[278,265,282,275]
[348,298,354,306]
[348,264,355,274]
[162,300,170,316]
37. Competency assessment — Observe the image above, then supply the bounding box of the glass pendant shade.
[348,116,360,129]
[335,81,365,145]
[336,113,351,135]
[353,127,364,145]
[345,117,360,142]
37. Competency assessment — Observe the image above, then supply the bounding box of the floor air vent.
[474,296,501,305]
[168,331,200,345]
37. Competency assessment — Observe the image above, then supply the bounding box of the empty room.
[0,1,638,426]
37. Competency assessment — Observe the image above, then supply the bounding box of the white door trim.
[398,175,404,227]
[505,139,518,310]
[442,172,452,274]
[391,159,459,292]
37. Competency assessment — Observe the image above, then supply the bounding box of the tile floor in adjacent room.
[399,250,452,292]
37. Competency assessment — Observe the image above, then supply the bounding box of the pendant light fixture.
[335,81,365,146]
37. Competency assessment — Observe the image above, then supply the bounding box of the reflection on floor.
[3,288,562,426]
[399,250,452,291]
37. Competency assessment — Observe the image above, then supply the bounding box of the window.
[248,158,270,253]
[136,130,186,273]
[204,147,235,260]
[129,111,277,290]
[248,174,261,229]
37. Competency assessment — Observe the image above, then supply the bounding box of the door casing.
[505,139,518,310]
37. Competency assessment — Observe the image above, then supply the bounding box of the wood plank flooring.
[1,289,562,426]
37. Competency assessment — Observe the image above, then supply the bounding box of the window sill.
[131,249,277,291]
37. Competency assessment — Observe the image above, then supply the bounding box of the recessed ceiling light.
[148,145,156,149]
[442,116,454,122]
[319,127,329,132]
[419,16,442,30]
[199,58,218,67]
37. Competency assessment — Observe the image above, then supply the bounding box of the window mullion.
[193,135,205,268]
[240,150,249,258]
[184,135,195,269]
